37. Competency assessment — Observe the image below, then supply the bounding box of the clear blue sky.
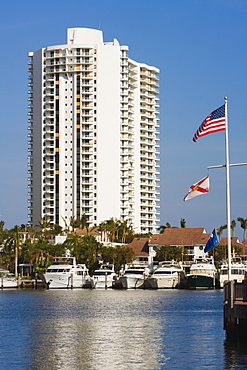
[0,0,247,239]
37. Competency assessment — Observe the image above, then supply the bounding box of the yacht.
[92,264,117,289]
[0,269,18,288]
[187,258,217,289]
[119,263,150,289]
[219,258,247,288]
[148,261,186,289]
[43,256,89,289]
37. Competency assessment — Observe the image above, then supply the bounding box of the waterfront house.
[219,237,247,261]
[149,228,211,262]
[124,238,156,267]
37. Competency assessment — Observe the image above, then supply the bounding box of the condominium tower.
[27,28,160,233]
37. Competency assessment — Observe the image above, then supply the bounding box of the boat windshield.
[124,270,144,275]
[46,268,70,273]
[220,269,245,275]
[94,271,113,276]
[232,269,245,275]
[154,270,173,275]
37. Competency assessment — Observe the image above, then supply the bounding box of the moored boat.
[92,264,117,289]
[146,261,186,289]
[43,256,89,289]
[0,269,18,288]
[119,263,150,289]
[219,258,247,288]
[187,258,217,289]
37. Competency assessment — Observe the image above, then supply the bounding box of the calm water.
[0,289,247,369]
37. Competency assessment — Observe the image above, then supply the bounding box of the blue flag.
[204,229,219,252]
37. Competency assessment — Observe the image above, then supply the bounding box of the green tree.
[157,225,166,234]
[208,244,227,266]
[237,217,247,240]
[216,225,227,239]
[155,245,184,262]
[35,217,52,240]
[180,218,186,228]
[100,245,135,273]
[230,219,236,237]
[73,235,102,272]
[118,220,134,243]
[105,217,119,242]
[5,225,20,277]
[47,243,66,258]
[98,221,108,242]
[64,234,83,252]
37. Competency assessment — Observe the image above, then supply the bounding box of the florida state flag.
[183,176,210,201]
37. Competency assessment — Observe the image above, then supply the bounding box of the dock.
[224,280,247,337]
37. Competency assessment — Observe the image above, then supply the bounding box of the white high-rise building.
[27,28,160,234]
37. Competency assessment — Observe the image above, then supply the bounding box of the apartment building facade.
[27,28,160,233]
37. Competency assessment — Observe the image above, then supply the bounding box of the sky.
[0,0,247,238]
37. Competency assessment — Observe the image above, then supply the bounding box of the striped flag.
[192,105,226,142]
[183,175,209,201]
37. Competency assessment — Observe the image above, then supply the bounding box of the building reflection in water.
[26,290,168,369]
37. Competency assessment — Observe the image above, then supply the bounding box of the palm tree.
[98,221,108,242]
[79,213,89,232]
[157,222,172,234]
[64,234,82,252]
[157,225,166,234]
[118,220,134,243]
[180,218,186,228]
[216,225,227,239]
[69,216,79,232]
[35,217,52,240]
[105,218,119,242]
[237,217,247,240]
[230,219,236,237]
[5,225,20,277]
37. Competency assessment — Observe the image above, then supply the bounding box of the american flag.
[192,105,226,142]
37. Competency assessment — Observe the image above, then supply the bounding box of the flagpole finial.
[224,96,228,101]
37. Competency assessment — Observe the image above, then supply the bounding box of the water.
[0,289,246,369]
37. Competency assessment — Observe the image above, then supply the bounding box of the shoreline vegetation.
[0,216,247,277]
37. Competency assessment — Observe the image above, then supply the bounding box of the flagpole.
[224,96,231,281]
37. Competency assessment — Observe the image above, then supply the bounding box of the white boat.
[120,263,150,289]
[0,269,18,288]
[219,258,247,288]
[187,258,217,289]
[151,261,186,289]
[92,264,117,289]
[43,256,89,289]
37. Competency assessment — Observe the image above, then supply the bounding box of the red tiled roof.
[125,237,149,256]
[219,237,242,246]
[219,237,247,255]
[149,228,210,246]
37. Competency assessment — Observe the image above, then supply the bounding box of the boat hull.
[93,277,114,289]
[44,273,87,289]
[120,276,145,289]
[1,277,18,288]
[154,276,179,289]
[188,275,215,289]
